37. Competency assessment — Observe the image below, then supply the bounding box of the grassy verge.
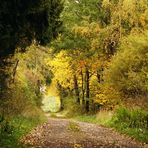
[109,107,148,142]
[0,115,46,148]
[110,123,148,142]
[74,108,148,143]
[75,115,99,124]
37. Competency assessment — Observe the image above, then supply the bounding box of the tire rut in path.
[21,118,143,148]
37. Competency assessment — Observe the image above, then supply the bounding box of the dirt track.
[21,118,143,148]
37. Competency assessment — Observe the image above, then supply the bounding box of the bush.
[0,115,45,148]
[0,115,14,135]
[62,96,82,117]
[112,107,148,129]
[95,83,121,109]
[110,107,148,142]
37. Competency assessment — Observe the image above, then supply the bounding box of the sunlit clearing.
[41,82,61,113]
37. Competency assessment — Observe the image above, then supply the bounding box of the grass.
[0,115,46,148]
[74,110,113,125]
[109,107,148,142]
[112,124,148,142]
[49,112,58,118]
[67,121,80,132]
[75,115,98,124]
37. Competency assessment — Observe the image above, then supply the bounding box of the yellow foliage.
[95,85,120,107]
[102,0,111,8]
[140,10,148,29]
[49,51,73,89]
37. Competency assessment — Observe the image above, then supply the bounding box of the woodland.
[0,0,148,147]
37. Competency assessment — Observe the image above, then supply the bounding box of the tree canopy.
[0,0,63,57]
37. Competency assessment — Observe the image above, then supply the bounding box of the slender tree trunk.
[96,70,101,83]
[11,59,19,83]
[73,74,80,104]
[85,66,90,112]
[101,67,104,82]
[80,69,85,105]
[57,82,64,110]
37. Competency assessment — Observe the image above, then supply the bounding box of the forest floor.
[21,117,145,148]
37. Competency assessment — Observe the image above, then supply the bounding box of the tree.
[0,0,63,57]
[50,0,148,113]
[106,32,148,97]
[0,0,63,98]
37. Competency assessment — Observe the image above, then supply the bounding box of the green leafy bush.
[0,115,45,148]
[0,116,13,135]
[112,108,148,129]
[110,107,148,142]
[63,96,82,117]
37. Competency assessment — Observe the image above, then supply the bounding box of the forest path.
[21,117,143,148]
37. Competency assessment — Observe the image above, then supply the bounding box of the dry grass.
[96,110,113,124]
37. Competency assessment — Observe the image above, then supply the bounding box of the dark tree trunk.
[0,56,13,99]
[11,59,19,83]
[96,70,101,83]
[57,82,64,110]
[80,69,85,105]
[73,74,80,104]
[101,67,104,82]
[85,67,90,112]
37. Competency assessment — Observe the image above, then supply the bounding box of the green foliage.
[63,96,82,117]
[0,81,41,117]
[109,107,148,142]
[112,107,148,129]
[0,44,48,147]
[75,110,113,125]
[0,115,45,148]
[0,85,45,148]
[75,115,98,124]
[106,32,148,96]
[1,0,148,145]
[50,0,148,113]
[0,116,13,135]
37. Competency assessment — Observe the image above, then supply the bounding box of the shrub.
[67,121,80,132]
[112,107,148,129]
[63,96,82,117]
[95,83,121,109]
[110,107,148,142]
[0,115,14,135]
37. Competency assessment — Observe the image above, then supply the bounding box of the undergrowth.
[0,114,46,147]
[109,107,148,142]
[67,121,80,132]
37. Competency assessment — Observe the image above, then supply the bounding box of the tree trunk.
[0,56,13,99]
[80,69,85,105]
[85,67,90,112]
[96,70,101,83]
[73,74,80,104]
[11,59,19,83]
[101,67,104,82]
